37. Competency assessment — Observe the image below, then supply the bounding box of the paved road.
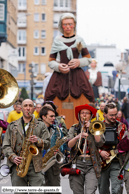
[0,158,127,194]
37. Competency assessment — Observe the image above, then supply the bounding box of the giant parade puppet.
[44,13,94,128]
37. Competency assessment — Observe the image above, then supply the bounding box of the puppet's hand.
[68,59,80,69]
[59,63,70,74]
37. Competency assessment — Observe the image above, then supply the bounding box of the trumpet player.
[3,99,50,192]
[67,104,105,194]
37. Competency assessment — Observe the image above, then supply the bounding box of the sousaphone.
[0,69,19,108]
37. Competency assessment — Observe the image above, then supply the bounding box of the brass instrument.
[0,127,3,145]
[78,115,105,158]
[42,136,67,173]
[89,120,105,136]
[0,69,19,108]
[89,112,105,136]
[78,117,86,154]
[16,113,39,178]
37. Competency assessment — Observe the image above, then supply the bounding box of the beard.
[106,117,115,125]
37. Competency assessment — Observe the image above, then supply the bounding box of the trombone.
[78,113,105,161]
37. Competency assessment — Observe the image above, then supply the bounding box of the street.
[0,158,127,194]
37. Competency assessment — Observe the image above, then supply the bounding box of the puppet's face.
[90,61,97,69]
[62,18,75,36]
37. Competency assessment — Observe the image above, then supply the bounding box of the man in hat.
[44,13,94,102]
[66,104,105,194]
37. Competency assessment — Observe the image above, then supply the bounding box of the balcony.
[53,6,71,12]
[17,20,27,28]
[18,55,26,61]
[18,5,27,11]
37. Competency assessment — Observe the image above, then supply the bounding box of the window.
[54,0,58,6]
[41,30,46,39]
[17,30,26,44]
[53,0,70,8]
[17,13,27,27]
[60,0,63,7]
[18,63,25,73]
[18,47,26,60]
[0,4,4,21]
[41,47,46,55]
[34,13,39,22]
[41,13,46,21]
[42,0,46,5]
[41,63,46,74]
[34,63,39,73]
[18,0,27,9]
[34,47,39,55]
[34,0,39,5]
[65,0,69,7]
[34,30,39,39]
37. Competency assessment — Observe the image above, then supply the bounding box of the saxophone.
[16,113,39,178]
[42,136,67,173]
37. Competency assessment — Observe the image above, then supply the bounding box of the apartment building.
[0,0,18,72]
[16,0,77,97]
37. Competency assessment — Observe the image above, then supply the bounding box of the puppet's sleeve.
[78,40,92,67]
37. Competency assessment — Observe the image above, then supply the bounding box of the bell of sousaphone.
[0,69,19,108]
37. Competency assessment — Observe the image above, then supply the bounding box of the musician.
[42,101,68,136]
[44,12,94,103]
[98,102,126,194]
[3,99,50,191]
[40,106,66,188]
[66,104,105,194]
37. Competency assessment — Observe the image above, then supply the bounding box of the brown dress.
[45,40,94,102]
[44,37,95,129]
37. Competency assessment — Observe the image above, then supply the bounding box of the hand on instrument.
[100,151,110,160]
[29,135,38,143]
[59,63,70,74]
[14,157,22,166]
[54,149,59,155]
[75,132,88,140]
[84,121,90,128]
[68,59,80,69]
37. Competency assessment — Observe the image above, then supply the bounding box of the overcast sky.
[77,0,129,51]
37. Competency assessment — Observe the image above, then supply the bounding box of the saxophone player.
[2,99,50,190]
[39,106,66,189]
[67,104,105,194]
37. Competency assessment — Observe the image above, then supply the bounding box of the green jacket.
[65,124,105,178]
[3,117,50,172]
